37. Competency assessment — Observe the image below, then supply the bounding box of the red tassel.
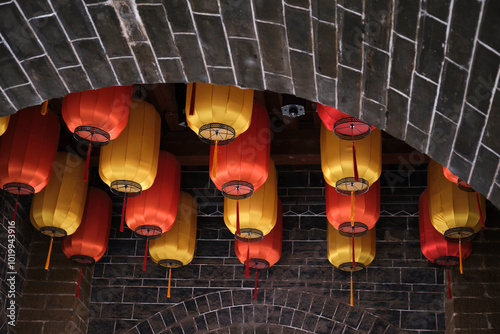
[475,192,485,228]
[120,194,127,232]
[352,235,356,269]
[254,269,258,301]
[352,141,359,182]
[83,143,92,182]
[447,268,451,300]
[76,264,83,298]
[167,268,172,298]
[189,83,196,115]
[142,238,149,271]
[245,242,250,278]
[236,198,240,236]
[12,193,19,221]
[41,100,48,115]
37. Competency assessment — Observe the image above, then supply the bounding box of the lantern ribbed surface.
[62,187,112,264]
[99,99,161,193]
[326,180,380,235]
[419,189,472,266]
[149,192,197,268]
[224,159,278,240]
[427,160,485,240]
[0,115,9,136]
[320,123,381,189]
[0,106,60,194]
[126,151,181,236]
[186,83,253,143]
[209,99,270,199]
[327,224,376,271]
[30,152,88,237]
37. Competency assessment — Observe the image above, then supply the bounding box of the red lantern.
[0,105,60,220]
[419,189,472,298]
[326,180,380,236]
[209,99,271,199]
[62,86,133,181]
[126,151,181,271]
[235,200,282,300]
[62,187,112,297]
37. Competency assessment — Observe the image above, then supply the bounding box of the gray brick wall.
[0,0,499,209]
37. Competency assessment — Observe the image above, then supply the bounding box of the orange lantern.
[0,115,9,136]
[0,106,60,221]
[126,151,181,271]
[62,187,112,297]
[62,86,133,181]
[235,200,282,300]
[326,180,380,236]
[419,189,472,298]
[209,99,270,198]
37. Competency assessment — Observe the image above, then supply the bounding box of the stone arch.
[125,289,401,334]
[0,0,499,207]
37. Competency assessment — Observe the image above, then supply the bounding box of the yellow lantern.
[0,115,9,136]
[224,159,278,241]
[99,99,161,231]
[149,191,197,298]
[30,152,88,269]
[327,224,376,306]
[427,160,485,241]
[321,123,381,194]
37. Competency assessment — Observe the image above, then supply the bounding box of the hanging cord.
[45,236,54,270]
[245,240,250,278]
[475,192,485,228]
[254,269,258,301]
[142,237,149,271]
[459,238,463,274]
[236,196,240,236]
[120,193,127,232]
[167,268,172,298]
[350,271,354,306]
[211,140,218,179]
[350,191,355,227]
[76,264,83,298]
[352,235,355,269]
[12,193,19,221]
[352,141,359,181]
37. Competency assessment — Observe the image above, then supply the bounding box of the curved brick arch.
[126,289,401,334]
[0,0,499,207]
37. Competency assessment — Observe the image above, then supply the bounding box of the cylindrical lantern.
[99,99,161,231]
[0,115,9,136]
[0,106,60,220]
[62,187,112,297]
[126,151,181,271]
[235,200,282,300]
[317,103,374,136]
[427,160,486,242]
[31,152,88,269]
[326,180,380,236]
[224,159,278,241]
[186,83,253,144]
[62,86,133,181]
[149,191,197,298]
[209,99,270,199]
[327,224,376,306]
[321,123,381,194]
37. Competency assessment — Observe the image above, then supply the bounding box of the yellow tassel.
[459,238,463,274]
[41,100,48,115]
[167,268,172,298]
[45,237,53,270]
[350,272,353,306]
[350,191,355,227]
[211,140,218,179]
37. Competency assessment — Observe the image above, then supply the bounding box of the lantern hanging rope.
[149,192,197,299]
[99,99,161,232]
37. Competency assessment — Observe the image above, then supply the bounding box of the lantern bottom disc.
[134,225,162,238]
[333,117,372,140]
[3,182,34,195]
[338,222,369,237]
[110,180,142,196]
[444,227,475,243]
[434,256,460,267]
[158,259,183,269]
[336,177,369,195]
[249,258,270,270]
[39,226,66,238]
[235,228,263,242]
[457,178,474,192]
[74,125,110,146]
[339,262,365,272]
[222,180,254,200]
[198,123,235,145]
[70,255,95,265]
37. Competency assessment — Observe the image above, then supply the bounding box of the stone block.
[265,73,293,95]
[386,89,408,139]
[207,67,235,86]
[437,60,468,123]
[454,104,486,161]
[162,0,195,33]
[220,0,254,38]
[52,0,97,40]
[279,307,293,326]
[315,317,335,334]
[89,5,131,58]
[73,39,118,87]
[481,88,500,156]
[194,14,231,67]
[314,20,337,78]
[416,15,446,83]
[22,56,68,99]
[364,46,389,105]
[338,9,362,69]
[291,309,305,327]
[470,145,499,195]
[136,320,154,334]
[229,38,264,90]
[59,66,93,92]
[394,0,419,40]
[405,124,428,153]
[194,314,208,331]
[364,0,392,51]
[316,75,336,107]
[285,5,312,53]
[91,286,124,303]
[391,35,416,96]
[479,0,500,54]
[400,310,437,330]
[409,74,438,133]
[338,66,361,118]
[174,34,209,83]
[132,43,163,82]
[189,0,219,14]
[16,0,52,19]
[427,112,457,163]
[426,0,451,22]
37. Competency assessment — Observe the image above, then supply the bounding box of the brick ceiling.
[0,0,499,208]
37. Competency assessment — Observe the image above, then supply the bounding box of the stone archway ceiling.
[0,0,499,208]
